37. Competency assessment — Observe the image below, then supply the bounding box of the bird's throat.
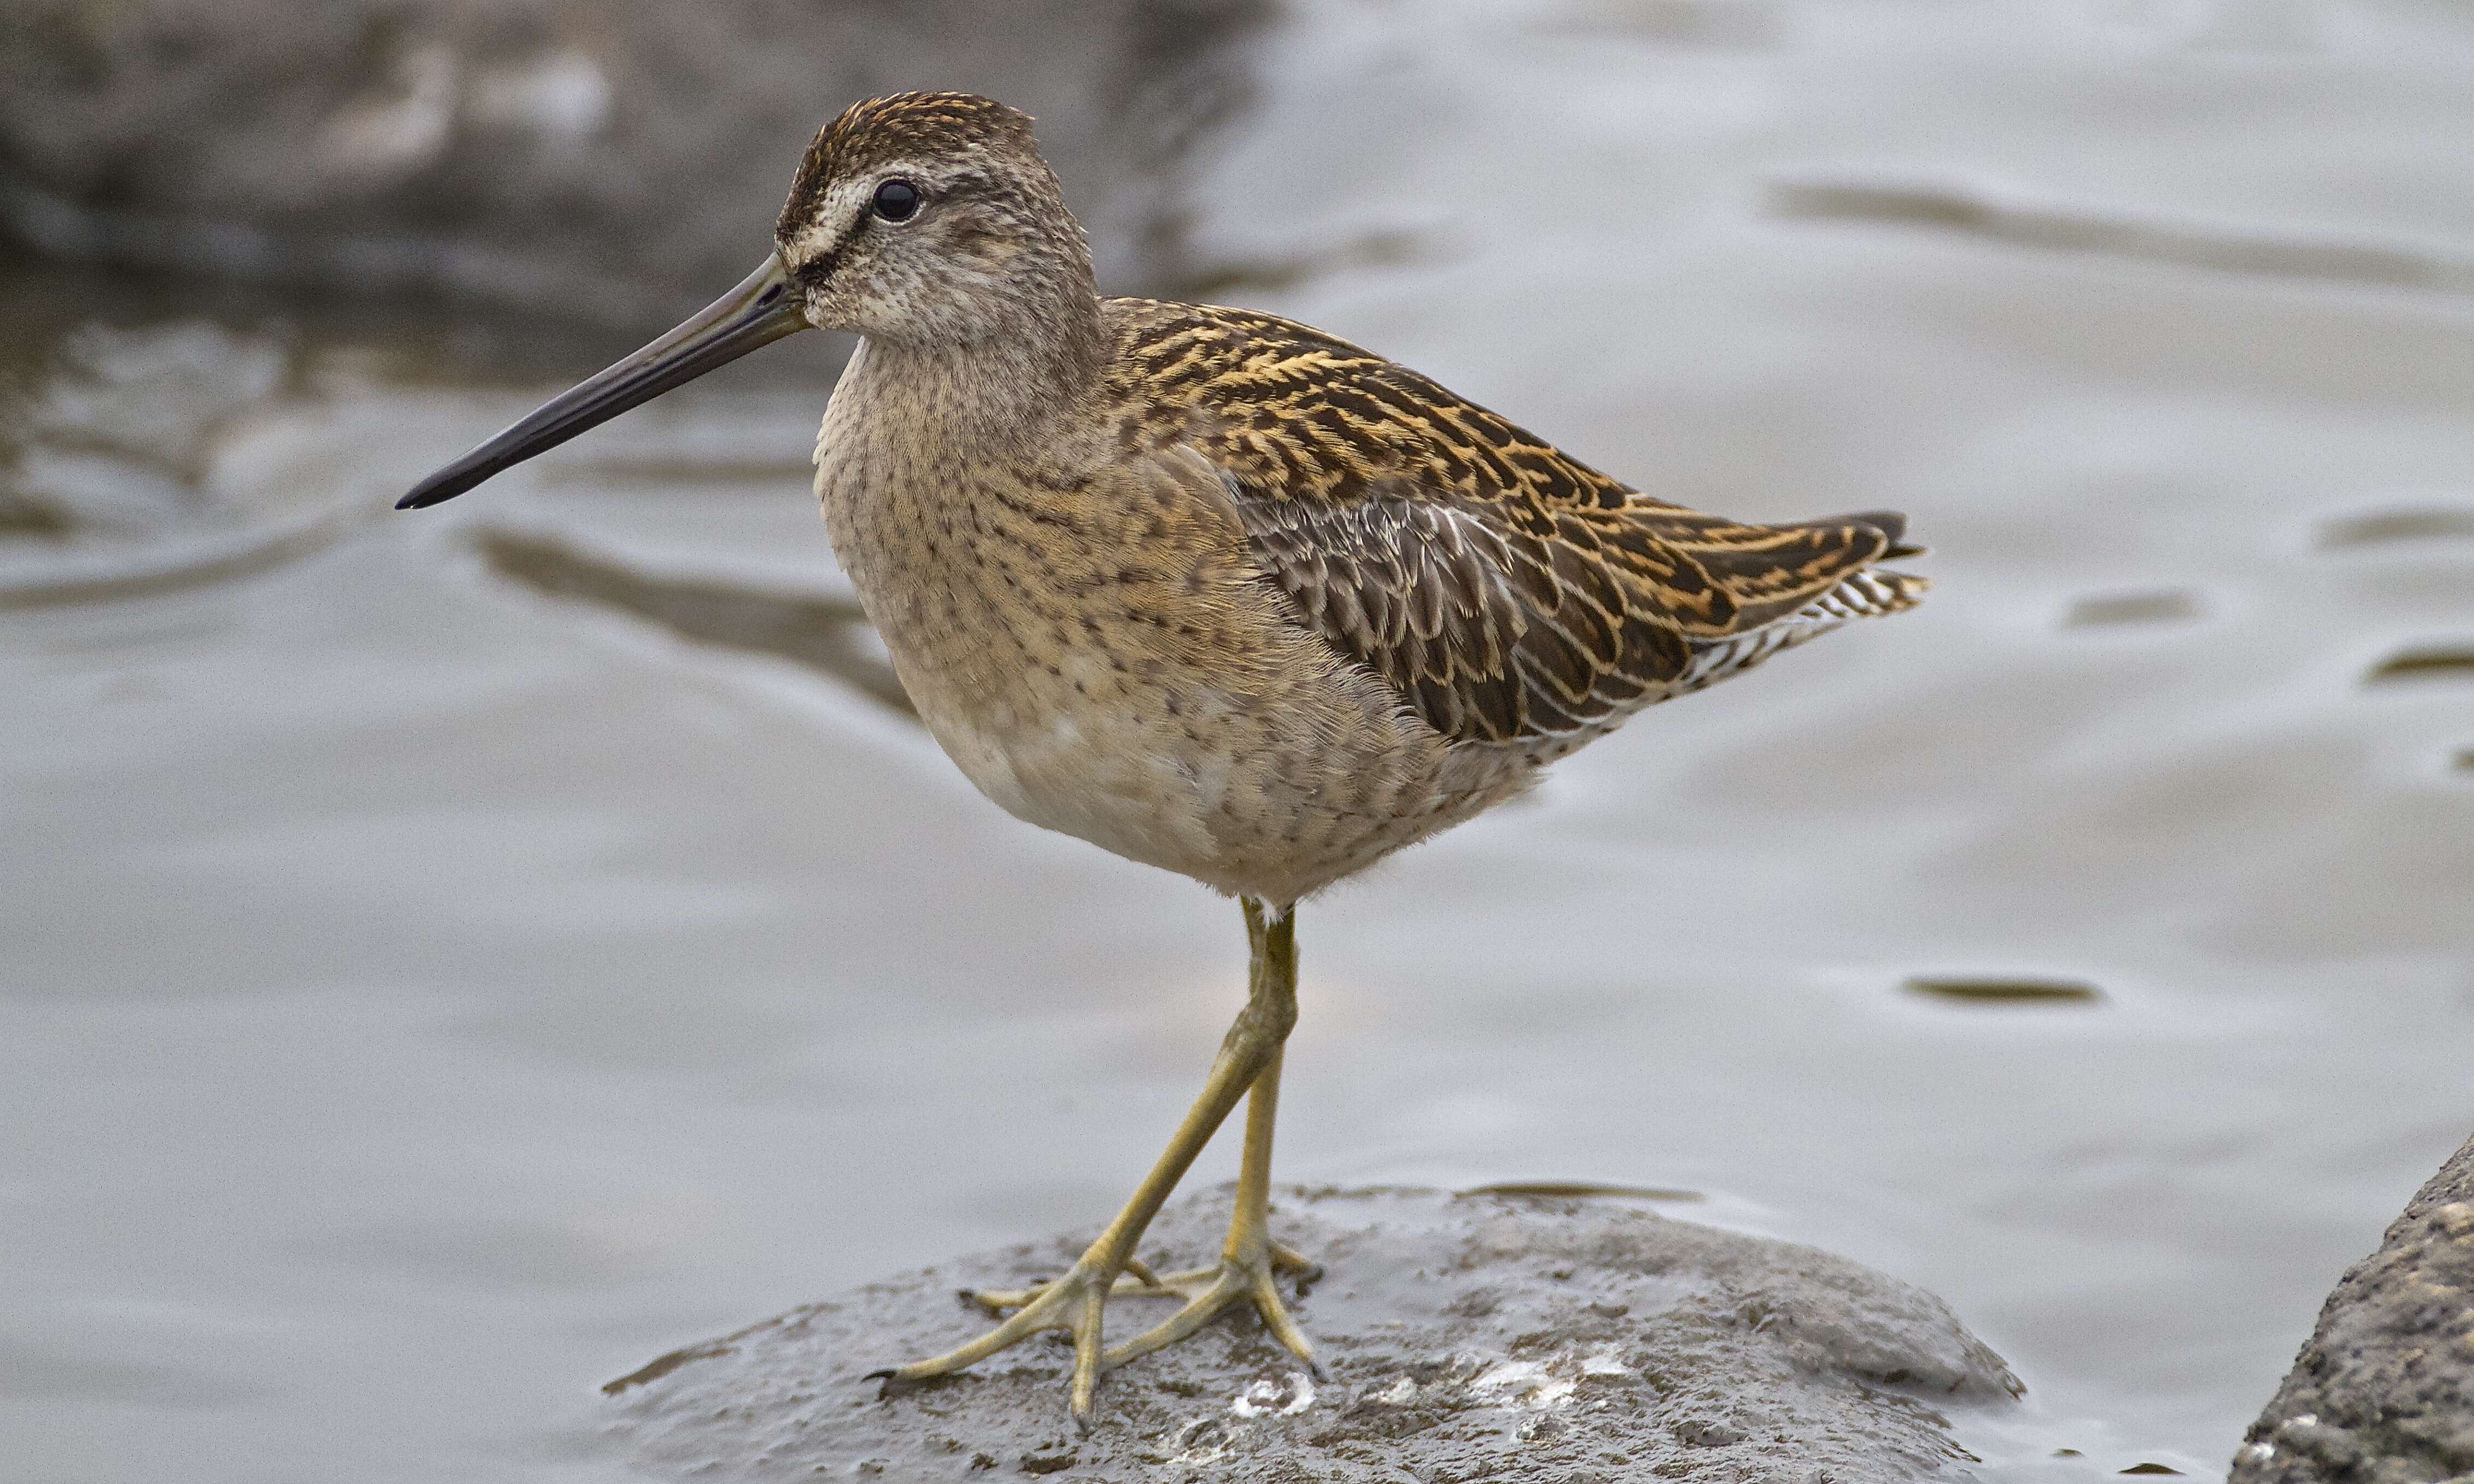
[846,297,1104,457]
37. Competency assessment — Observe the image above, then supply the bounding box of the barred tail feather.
[1672,567,1928,697]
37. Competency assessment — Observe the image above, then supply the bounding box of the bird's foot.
[962,1254,1174,1313]
[871,1250,1128,1421]
[1101,1234,1322,1374]
[967,1239,1316,1312]
[954,1233,1321,1386]
[1114,1238,1319,1300]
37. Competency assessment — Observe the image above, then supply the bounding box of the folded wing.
[1108,301,1927,747]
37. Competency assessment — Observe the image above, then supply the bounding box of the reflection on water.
[2364,643,2474,684]
[1904,977,2106,1005]
[0,250,682,606]
[2063,591,2205,629]
[1767,174,2474,296]
[2317,505,2474,550]
[7,320,285,533]
[1456,1180,1705,1203]
[475,526,914,718]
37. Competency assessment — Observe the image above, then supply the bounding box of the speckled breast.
[810,404,1532,903]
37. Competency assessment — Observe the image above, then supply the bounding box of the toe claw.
[872,1231,1323,1415]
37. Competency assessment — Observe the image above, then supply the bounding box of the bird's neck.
[853,282,1107,455]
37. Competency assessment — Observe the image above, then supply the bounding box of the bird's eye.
[871,179,921,223]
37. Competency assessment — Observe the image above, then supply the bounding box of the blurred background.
[4,0,2471,1479]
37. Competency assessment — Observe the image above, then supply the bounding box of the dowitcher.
[400,92,1927,1419]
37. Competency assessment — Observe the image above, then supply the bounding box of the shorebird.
[400,92,1927,1419]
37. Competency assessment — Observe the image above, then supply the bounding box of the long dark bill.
[397,256,810,510]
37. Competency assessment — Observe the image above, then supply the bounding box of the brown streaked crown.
[776,92,1038,239]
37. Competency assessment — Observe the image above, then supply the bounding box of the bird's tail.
[1836,508,1930,561]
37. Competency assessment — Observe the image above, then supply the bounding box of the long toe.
[875,1257,1120,1419]
[965,1256,1169,1314]
[1133,1243,1317,1302]
[1099,1248,1318,1372]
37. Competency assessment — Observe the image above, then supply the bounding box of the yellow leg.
[1109,1043,1318,1296]
[1101,1038,1323,1373]
[872,897,1302,1420]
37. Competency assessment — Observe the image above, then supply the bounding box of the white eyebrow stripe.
[785,179,873,262]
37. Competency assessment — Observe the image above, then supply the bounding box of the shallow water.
[8,3,2474,1480]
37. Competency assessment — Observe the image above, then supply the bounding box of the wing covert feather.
[1103,299,1918,744]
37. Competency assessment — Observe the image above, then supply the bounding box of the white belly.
[894,643,1233,881]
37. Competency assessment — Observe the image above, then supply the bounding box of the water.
[7,2,2474,1479]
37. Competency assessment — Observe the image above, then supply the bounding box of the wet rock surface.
[600,1185,2020,1482]
[0,0,1264,326]
[2233,1132,2474,1484]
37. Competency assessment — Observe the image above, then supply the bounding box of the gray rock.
[0,0,1266,329]
[600,1185,2021,1482]
[2232,1133,2474,1484]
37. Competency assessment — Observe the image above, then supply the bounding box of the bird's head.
[774,92,1093,347]
[398,92,1088,511]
